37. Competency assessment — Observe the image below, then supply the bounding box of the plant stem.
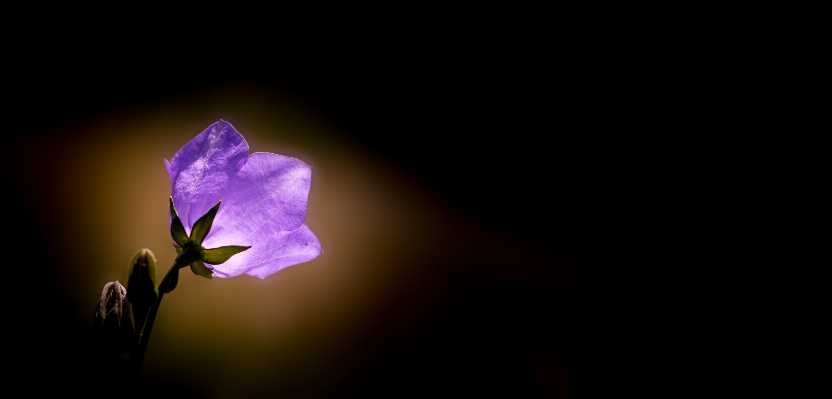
[128,258,182,374]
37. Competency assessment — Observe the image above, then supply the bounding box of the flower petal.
[201,152,312,249]
[209,224,321,279]
[165,120,249,233]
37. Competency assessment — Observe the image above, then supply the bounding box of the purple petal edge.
[167,120,249,231]
[210,224,322,279]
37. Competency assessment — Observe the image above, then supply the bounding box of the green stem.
[128,258,182,374]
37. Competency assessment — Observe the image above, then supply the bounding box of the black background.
[1,26,650,398]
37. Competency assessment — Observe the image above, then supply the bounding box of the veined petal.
[165,120,249,233]
[201,152,312,249]
[209,224,321,279]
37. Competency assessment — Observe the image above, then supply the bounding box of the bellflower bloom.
[165,120,322,279]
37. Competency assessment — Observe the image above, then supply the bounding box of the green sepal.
[169,197,188,247]
[176,240,204,266]
[167,199,250,285]
[190,201,221,244]
[189,260,214,279]
[203,245,252,265]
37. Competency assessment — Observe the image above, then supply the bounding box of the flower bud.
[93,280,134,354]
[127,248,159,340]
[127,248,159,307]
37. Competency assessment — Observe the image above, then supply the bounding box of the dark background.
[0,28,648,398]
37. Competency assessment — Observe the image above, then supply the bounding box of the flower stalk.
[127,248,190,374]
[128,260,173,373]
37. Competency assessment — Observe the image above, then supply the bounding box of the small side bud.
[127,248,159,307]
[127,249,159,339]
[162,269,179,293]
[93,281,134,354]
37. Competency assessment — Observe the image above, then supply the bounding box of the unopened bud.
[93,280,134,354]
[127,248,159,306]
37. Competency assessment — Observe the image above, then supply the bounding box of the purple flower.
[164,120,321,279]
